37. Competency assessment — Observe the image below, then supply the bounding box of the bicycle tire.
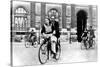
[38,43,48,64]
[56,43,61,60]
[25,42,30,48]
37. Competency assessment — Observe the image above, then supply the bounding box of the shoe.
[42,51,46,55]
[53,53,56,59]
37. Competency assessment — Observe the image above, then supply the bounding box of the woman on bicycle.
[41,18,57,59]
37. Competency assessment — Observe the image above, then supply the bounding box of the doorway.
[77,10,87,42]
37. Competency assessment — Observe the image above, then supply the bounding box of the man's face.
[51,16,55,22]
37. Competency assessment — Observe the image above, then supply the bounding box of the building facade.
[11,1,97,35]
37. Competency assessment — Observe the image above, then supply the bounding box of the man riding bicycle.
[81,26,95,49]
[29,29,36,46]
[88,26,95,48]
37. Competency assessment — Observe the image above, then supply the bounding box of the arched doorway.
[77,10,87,42]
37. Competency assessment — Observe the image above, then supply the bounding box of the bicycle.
[88,36,95,49]
[38,34,61,64]
[81,36,95,50]
[24,34,38,48]
[81,37,89,50]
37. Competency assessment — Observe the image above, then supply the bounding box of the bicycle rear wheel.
[25,42,30,48]
[81,40,84,49]
[92,40,95,48]
[38,43,48,64]
[55,43,61,60]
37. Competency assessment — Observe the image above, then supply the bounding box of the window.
[35,16,41,28]
[35,3,41,15]
[15,7,27,14]
[92,7,97,29]
[66,5,71,16]
[35,3,41,29]
[66,5,71,30]
[14,6,29,31]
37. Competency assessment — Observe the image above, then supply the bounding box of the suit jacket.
[51,21,60,38]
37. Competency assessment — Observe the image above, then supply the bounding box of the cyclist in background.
[88,26,95,48]
[29,29,36,46]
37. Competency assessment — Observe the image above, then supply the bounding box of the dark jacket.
[52,21,60,38]
[41,21,60,38]
[88,29,95,38]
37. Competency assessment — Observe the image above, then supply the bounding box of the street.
[12,40,97,66]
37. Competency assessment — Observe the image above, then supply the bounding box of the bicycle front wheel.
[38,43,48,64]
